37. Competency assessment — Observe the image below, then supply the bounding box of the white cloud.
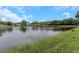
[1,18,7,21]
[5,6,26,14]
[28,15,33,19]
[20,14,33,23]
[22,15,28,20]
[27,15,34,22]
[39,19,47,22]
[0,9,23,22]
[63,12,71,18]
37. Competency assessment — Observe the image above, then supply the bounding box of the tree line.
[0,20,27,26]
[30,18,77,27]
[0,11,79,27]
[30,11,79,26]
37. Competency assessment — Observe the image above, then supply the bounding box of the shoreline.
[3,27,79,53]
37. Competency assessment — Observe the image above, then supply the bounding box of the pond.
[0,27,62,51]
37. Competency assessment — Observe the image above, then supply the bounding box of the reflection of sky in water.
[0,27,62,51]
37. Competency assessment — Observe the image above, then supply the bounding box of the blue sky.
[0,6,79,22]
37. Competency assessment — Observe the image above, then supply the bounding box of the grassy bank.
[0,25,13,29]
[3,27,79,53]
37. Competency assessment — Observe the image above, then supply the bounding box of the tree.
[66,18,73,25]
[20,20,27,26]
[6,22,13,26]
[75,11,79,24]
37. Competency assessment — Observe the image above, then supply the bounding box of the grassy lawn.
[2,26,79,53]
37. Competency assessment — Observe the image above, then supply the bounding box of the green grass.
[2,27,79,53]
[0,25,13,29]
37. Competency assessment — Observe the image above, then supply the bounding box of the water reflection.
[31,27,63,32]
[7,28,13,32]
[19,27,27,33]
[32,27,50,31]
[0,27,13,36]
[0,32,2,36]
[0,29,6,36]
[0,27,63,51]
[32,27,39,30]
[0,27,70,37]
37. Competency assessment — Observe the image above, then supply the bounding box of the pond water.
[0,27,62,51]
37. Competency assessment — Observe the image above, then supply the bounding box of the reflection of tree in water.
[0,32,2,36]
[0,27,13,37]
[32,27,39,30]
[19,27,27,33]
[0,29,6,37]
[32,27,51,31]
[7,28,13,32]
